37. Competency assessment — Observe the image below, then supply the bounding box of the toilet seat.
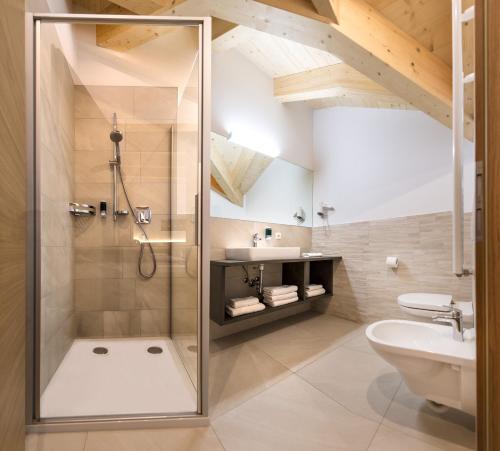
[397,292,474,324]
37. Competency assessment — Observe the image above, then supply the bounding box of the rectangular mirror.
[210,132,313,227]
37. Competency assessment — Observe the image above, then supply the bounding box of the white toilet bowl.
[366,320,476,415]
[397,293,474,326]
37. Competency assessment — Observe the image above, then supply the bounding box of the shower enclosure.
[26,14,210,428]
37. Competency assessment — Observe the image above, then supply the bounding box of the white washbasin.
[225,247,301,261]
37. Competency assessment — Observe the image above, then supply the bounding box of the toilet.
[397,292,474,326]
[365,292,476,415]
[366,320,476,415]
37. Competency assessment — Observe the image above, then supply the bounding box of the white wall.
[211,158,313,227]
[313,107,475,226]
[212,49,314,170]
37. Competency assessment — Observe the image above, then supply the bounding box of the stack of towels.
[263,285,299,307]
[306,284,326,298]
[226,296,265,317]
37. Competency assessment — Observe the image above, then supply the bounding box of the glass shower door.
[29,14,210,424]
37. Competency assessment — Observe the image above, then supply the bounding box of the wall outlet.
[275,232,282,240]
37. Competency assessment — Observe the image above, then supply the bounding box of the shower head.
[110,130,123,143]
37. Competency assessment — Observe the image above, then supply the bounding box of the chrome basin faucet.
[432,301,464,342]
[252,233,262,247]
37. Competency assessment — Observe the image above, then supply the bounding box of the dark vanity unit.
[210,256,342,326]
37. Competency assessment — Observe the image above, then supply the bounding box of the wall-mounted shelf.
[210,256,341,326]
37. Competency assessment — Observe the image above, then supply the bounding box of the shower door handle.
[194,193,199,247]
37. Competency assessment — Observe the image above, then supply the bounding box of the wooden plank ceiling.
[72,0,474,137]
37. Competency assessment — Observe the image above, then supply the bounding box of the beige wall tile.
[123,182,170,215]
[140,309,169,336]
[74,118,114,152]
[74,278,135,312]
[74,247,122,279]
[77,311,104,337]
[133,87,177,123]
[125,123,172,153]
[72,86,178,338]
[136,277,169,309]
[74,151,112,184]
[103,311,133,337]
[74,85,134,121]
[141,152,170,182]
[312,212,474,323]
[74,214,133,248]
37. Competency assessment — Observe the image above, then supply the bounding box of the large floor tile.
[382,382,476,450]
[84,427,223,451]
[298,346,401,421]
[248,314,362,371]
[209,342,291,418]
[212,374,379,451]
[340,328,376,355]
[368,425,455,451]
[26,432,87,451]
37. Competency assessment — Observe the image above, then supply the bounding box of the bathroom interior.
[21,0,479,450]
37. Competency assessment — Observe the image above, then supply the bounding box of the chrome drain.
[147,346,163,354]
[93,347,108,355]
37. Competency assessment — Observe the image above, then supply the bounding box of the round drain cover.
[93,347,108,355]
[187,345,198,353]
[147,346,163,354]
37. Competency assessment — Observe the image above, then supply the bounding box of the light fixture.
[227,127,280,158]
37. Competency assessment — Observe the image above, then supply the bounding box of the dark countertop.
[211,255,342,267]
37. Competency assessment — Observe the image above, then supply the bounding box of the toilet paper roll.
[386,256,399,269]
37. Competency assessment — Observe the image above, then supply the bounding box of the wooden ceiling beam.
[310,0,338,24]
[274,63,390,101]
[274,63,411,109]
[211,147,244,207]
[204,0,472,138]
[96,0,472,138]
[98,1,236,50]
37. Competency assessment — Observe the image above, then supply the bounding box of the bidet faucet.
[432,302,464,342]
[252,233,262,247]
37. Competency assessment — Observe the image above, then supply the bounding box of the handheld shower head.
[110,130,123,143]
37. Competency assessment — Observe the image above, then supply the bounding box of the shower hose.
[117,165,157,279]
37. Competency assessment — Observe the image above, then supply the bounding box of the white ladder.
[452,0,474,277]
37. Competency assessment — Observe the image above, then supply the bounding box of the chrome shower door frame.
[26,13,211,431]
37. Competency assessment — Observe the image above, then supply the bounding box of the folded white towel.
[226,303,265,317]
[306,284,323,291]
[263,285,298,296]
[228,296,260,309]
[263,291,299,302]
[264,296,299,307]
[306,287,326,298]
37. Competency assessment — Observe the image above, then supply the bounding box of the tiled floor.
[27,312,476,451]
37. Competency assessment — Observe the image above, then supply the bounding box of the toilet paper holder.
[386,256,399,269]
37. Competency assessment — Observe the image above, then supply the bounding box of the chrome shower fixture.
[109,112,128,221]
[293,207,306,224]
[108,113,157,279]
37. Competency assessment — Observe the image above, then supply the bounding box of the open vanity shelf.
[210,256,342,326]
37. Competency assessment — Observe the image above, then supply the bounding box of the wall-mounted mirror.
[210,132,313,227]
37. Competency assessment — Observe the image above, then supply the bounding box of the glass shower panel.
[171,53,200,391]
[36,17,203,420]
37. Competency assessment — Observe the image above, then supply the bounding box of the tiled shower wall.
[312,212,474,323]
[73,85,177,337]
[39,25,76,391]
